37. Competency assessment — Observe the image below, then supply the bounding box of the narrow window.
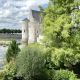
[24,30,25,32]
[37,31,38,34]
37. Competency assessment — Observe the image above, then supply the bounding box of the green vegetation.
[16,44,49,80]
[42,0,80,76]
[0,28,21,33]
[3,61,16,80]
[0,0,80,80]
[0,61,16,80]
[6,40,20,63]
[53,70,77,80]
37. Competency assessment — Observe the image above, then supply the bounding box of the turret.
[21,18,29,45]
[21,10,41,45]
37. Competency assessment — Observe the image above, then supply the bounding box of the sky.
[0,0,49,29]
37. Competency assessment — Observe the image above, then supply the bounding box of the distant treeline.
[0,28,22,33]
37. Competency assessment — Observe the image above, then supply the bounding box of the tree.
[6,40,20,63]
[53,70,77,80]
[0,29,22,33]
[16,44,49,80]
[42,0,80,75]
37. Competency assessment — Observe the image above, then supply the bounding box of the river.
[0,46,7,69]
[0,45,22,69]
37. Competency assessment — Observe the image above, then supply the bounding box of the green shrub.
[53,70,77,80]
[6,40,20,63]
[0,61,16,80]
[0,70,6,80]
[16,44,49,80]
[51,48,80,68]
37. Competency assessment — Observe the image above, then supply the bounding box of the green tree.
[42,0,80,75]
[53,70,77,80]
[3,61,17,80]
[6,40,20,63]
[0,29,22,33]
[16,44,50,80]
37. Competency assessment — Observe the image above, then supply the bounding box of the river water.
[0,46,7,69]
[0,45,22,69]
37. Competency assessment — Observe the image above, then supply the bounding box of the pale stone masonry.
[21,10,41,44]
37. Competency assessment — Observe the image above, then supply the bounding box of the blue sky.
[0,0,49,29]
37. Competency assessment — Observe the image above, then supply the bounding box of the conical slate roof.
[22,9,40,22]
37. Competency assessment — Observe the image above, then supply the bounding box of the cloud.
[0,9,11,18]
[24,0,49,9]
[0,0,49,29]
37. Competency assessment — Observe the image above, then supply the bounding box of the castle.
[21,10,42,44]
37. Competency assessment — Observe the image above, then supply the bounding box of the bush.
[16,44,49,80]
[6,40,20,63]
[53,70,77,80]
[51,48,80,68]
[0,70,6,80]
[3,61,16,80]
[0,61,16,80]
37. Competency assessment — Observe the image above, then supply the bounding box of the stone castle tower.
[21,10,41,44]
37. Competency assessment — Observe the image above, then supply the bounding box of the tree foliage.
[0,29,21,33]
[42,0,80,74]
[3,61,16,80]
[16,44,49,80]
[53,70,77,80]
[6,40,20,63]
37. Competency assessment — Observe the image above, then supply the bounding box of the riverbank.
[0,33,21,45]
[0,39,21,46]
[0,40,11,46]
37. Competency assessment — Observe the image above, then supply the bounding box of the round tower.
[21,18,29,45]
